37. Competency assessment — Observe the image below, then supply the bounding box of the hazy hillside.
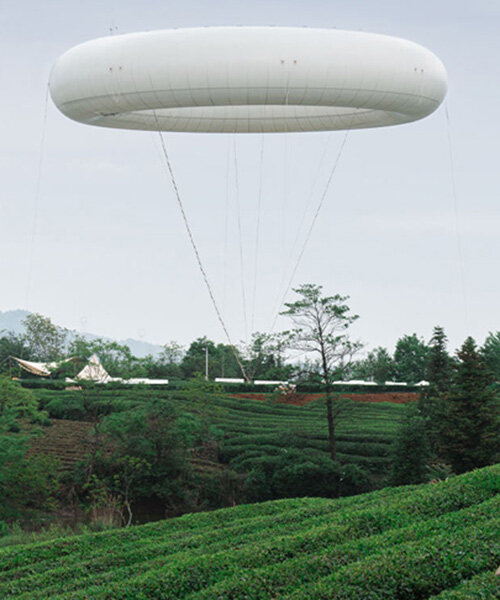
[0,309,29,335]
[0,309,163,357]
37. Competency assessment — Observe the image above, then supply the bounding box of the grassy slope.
[0,465,498,600]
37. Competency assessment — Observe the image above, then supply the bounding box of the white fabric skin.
[50,27,447,133]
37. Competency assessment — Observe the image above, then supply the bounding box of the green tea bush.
[428,571,500,599]
[1,467,498,600]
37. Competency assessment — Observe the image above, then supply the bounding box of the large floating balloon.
[50,27,447,133]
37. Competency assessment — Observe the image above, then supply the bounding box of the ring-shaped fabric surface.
[50,27,447,133]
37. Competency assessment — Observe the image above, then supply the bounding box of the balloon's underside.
[50,27,447,133]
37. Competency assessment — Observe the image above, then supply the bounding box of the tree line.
[2,310,500,384]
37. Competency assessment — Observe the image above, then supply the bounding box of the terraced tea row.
[1,465,498,599]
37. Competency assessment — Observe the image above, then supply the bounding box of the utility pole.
[205,346,209,381]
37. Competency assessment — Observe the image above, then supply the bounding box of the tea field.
[211,393,400,475]
[0,464,498,599]
[33,388,406,476]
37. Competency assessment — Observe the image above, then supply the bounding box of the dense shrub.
[0,378,59,522]
[239,450,371,501]
[272,456,341,498]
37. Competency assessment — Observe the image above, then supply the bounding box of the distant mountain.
[0,309,30,336]
[121,338,164,358]
[0,310,163,358]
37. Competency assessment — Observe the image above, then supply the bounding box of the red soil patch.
[233,393,268,402]
[232,392,418,406]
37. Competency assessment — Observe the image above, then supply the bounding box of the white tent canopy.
[8,356,78,377]
[9,354,169,385]
[67,355,169,385]
[71,354,115,383]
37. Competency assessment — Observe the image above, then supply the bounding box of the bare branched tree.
[281,284,362,461]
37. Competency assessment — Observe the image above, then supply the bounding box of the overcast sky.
[1,0,499,355]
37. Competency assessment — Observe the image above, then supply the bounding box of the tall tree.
[145,341,185,379]
[244,332,292,380]
[0,332,31,369]
[481,331,500,380]
[420,326,452,452]
[214,343,242,379]
[181,337,218,379]
[389,404,431,485]
[99,401,190,516]
[181,337,244,379]
[67,335,140,377]
[159,341,184,366]
[426,326,451,393]
[281,284,361,460]
[22,313,67,361]
[350,347,395,383]
[436,337,499,474]
[393,333,429,383]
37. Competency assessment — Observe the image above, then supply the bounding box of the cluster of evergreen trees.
[350,329,500,383]
[390,327,499,483]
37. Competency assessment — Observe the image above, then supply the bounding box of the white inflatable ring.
[50,27,447,133]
